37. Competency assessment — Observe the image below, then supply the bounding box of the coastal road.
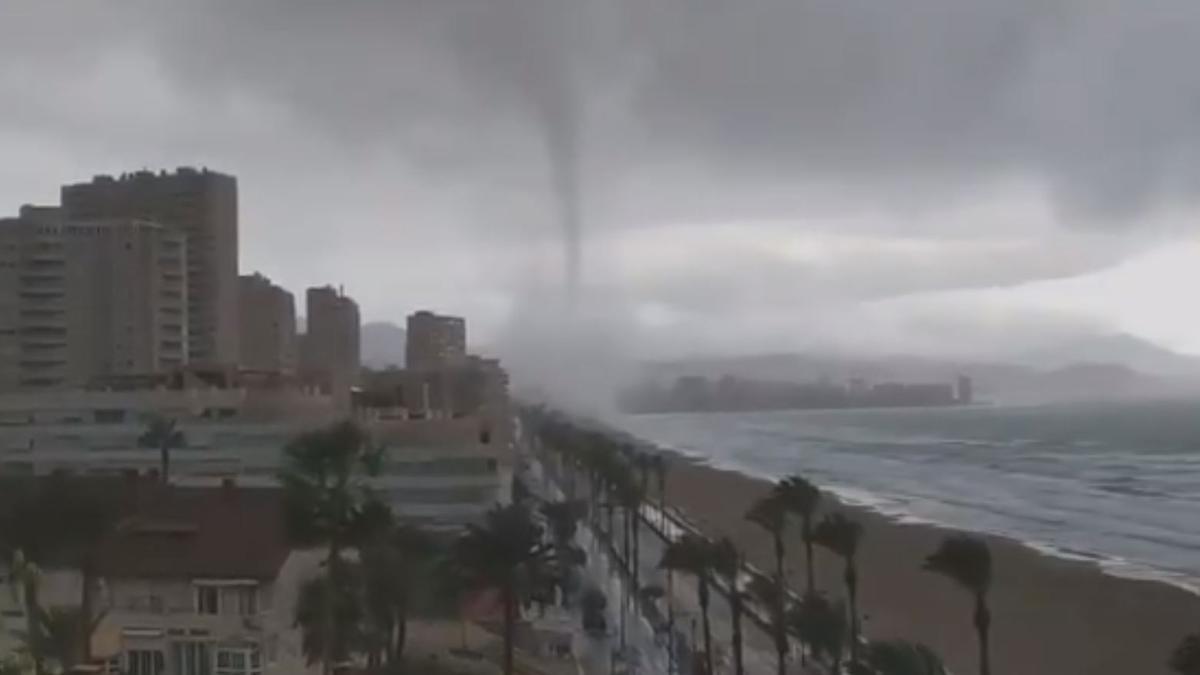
[524,454,672,675]
[631,506,824,675]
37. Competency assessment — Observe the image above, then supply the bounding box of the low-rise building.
[0,480,319,675]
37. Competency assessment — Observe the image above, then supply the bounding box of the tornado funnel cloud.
[544,105,582,304]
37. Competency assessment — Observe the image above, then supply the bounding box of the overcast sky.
[4,0,1200,360]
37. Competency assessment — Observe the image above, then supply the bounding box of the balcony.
[101,607,271,643]
[18,288,63,300]
[19,359,64,370]
[19,376,64,388]
[19,273,63,284]
[19,308,64,319]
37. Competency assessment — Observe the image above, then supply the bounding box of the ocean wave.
[616,404,1200,597]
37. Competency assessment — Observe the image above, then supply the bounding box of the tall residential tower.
[238,273,297,374]
[405,310,466,370]
[0,206,187,390]
[61,168,238,365]
[300,286,360,392]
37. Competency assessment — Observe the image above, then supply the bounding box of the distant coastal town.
[621,373,974,414]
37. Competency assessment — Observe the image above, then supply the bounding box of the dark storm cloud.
[8,1,1200,224]
[626,0,1200,223]
[3,0,1199,355]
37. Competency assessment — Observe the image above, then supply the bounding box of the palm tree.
[294,564,366,668]
[650,453,668,526]
[813,513,864,665]
[774,475,822,594]
[863,640,948,675]
[137,414,186,484]
[540,500,586,606]
[0,653,33,675]
[541,500,583,547]
[37,606,106,673]
[712,537,746,675]
[2,478,117,666]
[450,503,554,675]
[360,524,438,668]
[615,469,644,591]
[7,550,45,675]
[788,592,847,672]
[660,534,717,675]
[1170,633,1200,675]
[279,421,387,674]
[925,535,993,675]
[747,575,789,675]
[746,494,789,675]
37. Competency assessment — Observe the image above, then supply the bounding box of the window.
[170,642,212,675]
[196,585,219,614]
[220,586,258,616]
[125,650,164,675]
[216,646,261,675]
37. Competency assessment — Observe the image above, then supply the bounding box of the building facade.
[0,207,187,391]
[405,310,465,370]
[0,481,320,675]
[238,274,296,374]
[299,286,360,393]
[61,168,239,366]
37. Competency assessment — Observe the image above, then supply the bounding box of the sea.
[613,399,1200,594]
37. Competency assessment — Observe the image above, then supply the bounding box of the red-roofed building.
[0,478,321,675]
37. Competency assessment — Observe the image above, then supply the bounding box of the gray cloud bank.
[3,0,1199,364]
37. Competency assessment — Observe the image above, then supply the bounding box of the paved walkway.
[524,456,670,675]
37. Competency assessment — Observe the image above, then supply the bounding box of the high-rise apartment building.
[238,273,297,374]
[0,206,187,390]
[405,310,466,370]
[300,286,360,391]
[61,167,238,366]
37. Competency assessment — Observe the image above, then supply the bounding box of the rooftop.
[97,482,291,581]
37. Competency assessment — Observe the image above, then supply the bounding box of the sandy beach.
[661,455,1200,675]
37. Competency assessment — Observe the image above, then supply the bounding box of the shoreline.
[712,451,1200,599]
[655,450,1200,675]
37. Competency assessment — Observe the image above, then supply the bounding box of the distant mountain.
[361,321,406,369]
[1017,333,1200,377]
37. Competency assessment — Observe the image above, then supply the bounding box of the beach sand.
[662,455,1200,675]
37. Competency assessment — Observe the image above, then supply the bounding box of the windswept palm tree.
[7,550,45,675]
[541,500,583,549]
[540,500,586,606]
[614,469,645,592]
[450,503,555,675]
[37,606,106,673]
[137,414,185,484]
[862,640,948,675]
[294,564,365,668]
[650,453,668,524]
[813,512,864,665]
[788,591,847,672]
[712,538,746,675]
[925,535,993,675]
[774,475,822,594]
[360,524,438,668]
[279,421,387,674]
[747,575,789,675]
[1,478,117,666]
[0,653,33,675]
[1170,633,1200,675]
[746,494,789,675]
[660,534,718,675]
